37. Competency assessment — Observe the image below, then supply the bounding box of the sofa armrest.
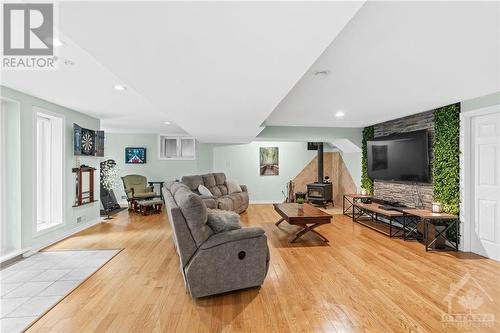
[240,184,248,192]
[200,227,264,250]
[145,185,154,192]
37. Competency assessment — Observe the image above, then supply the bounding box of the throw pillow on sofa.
[198,184,213,197]
[226,180,242,194]
[206,209,241,233]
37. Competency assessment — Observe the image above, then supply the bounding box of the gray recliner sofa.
[162,182,269,298]
[181,173,249,213]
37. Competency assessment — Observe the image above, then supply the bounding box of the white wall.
[1,86,101,254]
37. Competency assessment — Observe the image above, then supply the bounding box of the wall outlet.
[121,195,127,199]
[76,216,86,223]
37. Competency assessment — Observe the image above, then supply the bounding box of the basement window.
[36,110,64,232]
[158,136,196,160]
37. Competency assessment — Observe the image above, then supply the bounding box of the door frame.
[460,105,500,253]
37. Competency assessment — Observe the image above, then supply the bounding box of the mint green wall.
[1,86,101,252]
[212,142,318,202]
[1,99,22,256]
[461,91,500,111]
[104,133,213,202]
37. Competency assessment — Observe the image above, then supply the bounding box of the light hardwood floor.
[29,205,500,332]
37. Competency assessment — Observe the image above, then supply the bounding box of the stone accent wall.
[373,110,434,209]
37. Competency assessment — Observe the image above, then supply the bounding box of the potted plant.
[295,192,306,210]
[296,197,304,210]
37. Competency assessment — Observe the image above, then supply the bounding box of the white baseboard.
[25,218,103,257]
[0,248,32,264]
[250,200,281,204]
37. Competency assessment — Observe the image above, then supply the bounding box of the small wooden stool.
[137,199,163,216]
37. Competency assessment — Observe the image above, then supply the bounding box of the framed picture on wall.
[125,147,147,164]
[260,147,279,176]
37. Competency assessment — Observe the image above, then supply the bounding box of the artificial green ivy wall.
[361,126,374,194]
[432,103,460,215]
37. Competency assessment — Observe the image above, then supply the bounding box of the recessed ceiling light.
[335,111,345,118]
[53,38,64,47]
[113,84,127,91]
[163,121,171,125]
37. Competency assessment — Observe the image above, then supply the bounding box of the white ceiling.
[2,1,498,142]
[266,1,500,127]
[1,32,188,135]
[55,1,364,142]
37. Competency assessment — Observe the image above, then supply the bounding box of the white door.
[471,110,500,261]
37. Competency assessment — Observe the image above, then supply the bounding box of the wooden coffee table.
[273,203,332,243]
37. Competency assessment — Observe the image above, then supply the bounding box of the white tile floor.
[0,250,118,333]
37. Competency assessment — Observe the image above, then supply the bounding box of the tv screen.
[125,147,146,164]
[367,130,430,182]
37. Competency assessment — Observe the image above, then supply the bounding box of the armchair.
[121,174,156,210]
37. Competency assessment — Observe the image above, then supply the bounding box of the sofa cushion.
[181,175,203,191]
[213,173,226,185]
[217,185,228,196]
[226,180,242,194]
[217,196,234,211]
[201,197,218,209]
[171,182,190,195]
[206,209,241,233]
[174,188,213,246]
[202,174,216,188]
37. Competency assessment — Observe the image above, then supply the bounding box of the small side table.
[343,194,372,217]
[148,181,165,201]
[402,209,459,251]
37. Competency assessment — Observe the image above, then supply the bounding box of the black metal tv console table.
[350,199,459,251]
[401,209,459,252]
[343,194,372,217]
[352,201,406,238]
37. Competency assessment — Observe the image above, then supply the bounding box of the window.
[36,111,64,232]
[159,136,196,160]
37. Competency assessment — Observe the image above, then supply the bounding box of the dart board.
[81,128,95,156]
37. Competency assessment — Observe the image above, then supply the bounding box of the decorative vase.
[432,202,443,213]
[361,189,368,196]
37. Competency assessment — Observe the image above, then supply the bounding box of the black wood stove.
[306,143,333,207]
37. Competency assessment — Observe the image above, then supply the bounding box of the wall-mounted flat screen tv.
[125,147,146,164]
[367,130,430,183]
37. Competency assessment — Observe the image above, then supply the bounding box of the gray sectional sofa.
[162,181,269,298]
[181,173,249,213]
